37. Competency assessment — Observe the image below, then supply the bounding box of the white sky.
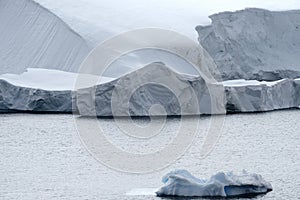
[35,0,300,42]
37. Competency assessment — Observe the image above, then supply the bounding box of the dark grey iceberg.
[0,79,73,113]
[223,79,300,113]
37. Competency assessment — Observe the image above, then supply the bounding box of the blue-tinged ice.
[156,169,272,197]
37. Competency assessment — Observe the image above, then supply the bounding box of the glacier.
[156,169,273,198]
[0,0,300,115]
[2,1,299,77]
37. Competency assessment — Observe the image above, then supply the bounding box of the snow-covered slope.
[0,0,211,77]
[196,8,300,81]
[156,169,272,197]
[0,0,90,75]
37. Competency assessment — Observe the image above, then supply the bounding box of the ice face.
[196,8,300,81]
[156,169,272,197]
[0,64,300,115]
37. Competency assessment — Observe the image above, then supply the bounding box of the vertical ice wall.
[196,8,300,81]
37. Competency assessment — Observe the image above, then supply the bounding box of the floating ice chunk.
[156,169,272,197]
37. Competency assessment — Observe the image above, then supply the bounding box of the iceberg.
[224,79,300,113]
[156,169,273,198]
[0,79,72,113]
[0,68,112,113]
[0,63,300,115]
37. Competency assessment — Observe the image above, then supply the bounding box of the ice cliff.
[224,79,300,112]
[196,8,300,81]
[0,79,73,113]
[1,63,300,115]
[156,169,272,197]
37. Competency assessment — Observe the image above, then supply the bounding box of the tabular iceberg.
[156,169,272,198]
[0,63,300,115]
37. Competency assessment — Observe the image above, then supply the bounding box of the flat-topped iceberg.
[0,63,300,115]
[156,169,272,198]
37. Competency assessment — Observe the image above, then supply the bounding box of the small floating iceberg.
[156,170,272,198]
